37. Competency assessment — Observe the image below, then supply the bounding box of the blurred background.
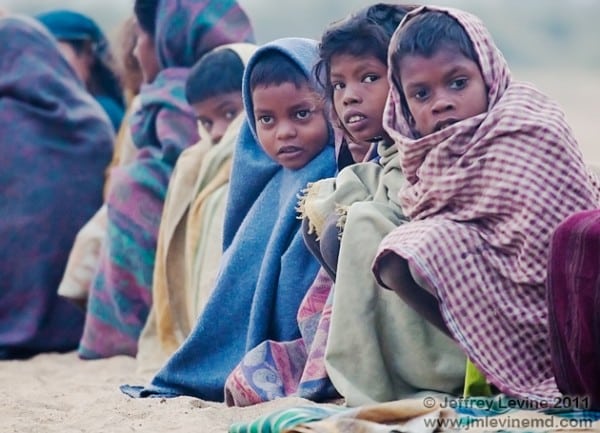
[2,0,598,163]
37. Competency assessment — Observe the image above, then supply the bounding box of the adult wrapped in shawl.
[0,16,113,358]
[372,6,599,402]
[121,37,337,402]
[79,0,255,359]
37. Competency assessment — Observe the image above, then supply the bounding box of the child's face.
[397,48,488,137]
[192,91,243,144]
[252,82,329,170]
[330,54,390,155]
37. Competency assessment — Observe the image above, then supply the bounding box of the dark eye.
[414,88,429,101]
[332,82,345,91]
[296,109,311,120]
[224,110,238,120]
[450,78,468,90]
[258,115,273,125]
[199,119,212,131]
[363,74,379,83]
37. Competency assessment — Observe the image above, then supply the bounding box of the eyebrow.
[216,100,238,111]
[404,65,470,90]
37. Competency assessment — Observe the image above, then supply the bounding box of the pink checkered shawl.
[373,6,599,402]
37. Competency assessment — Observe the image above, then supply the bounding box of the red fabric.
[548,210,600,409]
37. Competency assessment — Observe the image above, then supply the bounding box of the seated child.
[372,6,598,403]
[78,0,255,359]
[298,3,466,406]
[121,37,337,402]
[136,43,257,375]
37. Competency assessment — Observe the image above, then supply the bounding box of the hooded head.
[156,0,255,70]
[385,6,510,140]
[242,37,333,170]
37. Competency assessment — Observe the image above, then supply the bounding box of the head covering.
[0,16,113,358]
[36,9,106,46]
[78,0,255,359]
[122,37,336,402]
[155,0,255,69]
[223,37,334,246]
[374,6,599,402]
[36,9,125,131]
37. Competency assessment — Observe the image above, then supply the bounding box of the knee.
[377,252,410,292]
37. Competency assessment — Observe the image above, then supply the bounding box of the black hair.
[63,39,125,111]
[314,3,415,100]
[249,51,308,92]
[134,0,160,37]
[185,48,244,104]
[391,11,478,69]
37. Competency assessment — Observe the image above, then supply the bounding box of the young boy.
[124,38,337,402]
[373,7,597,404]
[136,43,257,374]
[185,47,247,144]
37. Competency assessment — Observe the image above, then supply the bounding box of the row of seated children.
[2,0,599,411]
[127,2,464,406]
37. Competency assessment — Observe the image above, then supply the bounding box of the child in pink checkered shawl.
[373,6,599,404]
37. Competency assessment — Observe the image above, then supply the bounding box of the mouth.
[277,145,303,156]
[434,118,459,133]
[344,111,367,125]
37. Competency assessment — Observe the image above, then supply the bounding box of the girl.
[298,3,466,406]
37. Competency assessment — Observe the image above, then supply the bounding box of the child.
[136,43,257,375]
[303,3,413,279]
[78,0,255,360]
[373,6,598,403]
[122,37,337,402]
[298,3,466,406]
[0,16,113,358]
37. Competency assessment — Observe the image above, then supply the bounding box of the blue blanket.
[122,37,336,401]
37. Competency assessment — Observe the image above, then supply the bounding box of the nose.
[210,120,228,144]
[431,91,455,114]
[342,83,362,106]
[276,119,297,140]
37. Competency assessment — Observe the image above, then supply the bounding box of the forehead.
[252,82,320,111]
[397,48,480,84]
[192,91,243,116]
[330,53,386,76]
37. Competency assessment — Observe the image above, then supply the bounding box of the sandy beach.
[0,351,313,433]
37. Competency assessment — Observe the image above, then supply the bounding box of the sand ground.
[0,351,313,433]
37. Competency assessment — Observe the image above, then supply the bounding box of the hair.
[114,16,143,103]
[185,48,244,104]
[62,38,125,110]
[134,0,160,37]
[249,51,308,93]
[314,3,415,100]
[390,10,478,70]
